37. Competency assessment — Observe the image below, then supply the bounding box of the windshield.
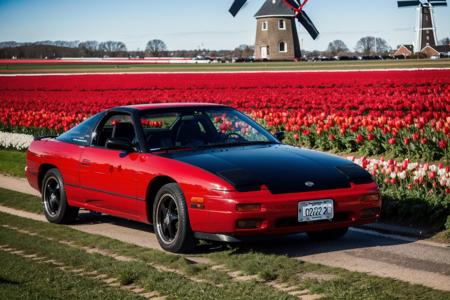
[140,107,278,151]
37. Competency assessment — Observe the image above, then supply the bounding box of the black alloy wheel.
[42,168,79,224]
[153,183,195,253]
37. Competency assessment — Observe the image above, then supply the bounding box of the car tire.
[42,168,79,224]
[153,183,195,253]
[307,227,348,241]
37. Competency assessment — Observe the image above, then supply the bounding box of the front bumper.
[188,182,381,238]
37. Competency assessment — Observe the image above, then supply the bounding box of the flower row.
[348,156,450,198]
[0,131,33,151]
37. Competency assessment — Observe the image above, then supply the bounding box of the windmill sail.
[397,0,421,7]
[429,0,447,6]
[229,0,248,16]
[297,11,319,39]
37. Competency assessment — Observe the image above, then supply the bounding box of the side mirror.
[105,138,135,152]
[274,131,285,142]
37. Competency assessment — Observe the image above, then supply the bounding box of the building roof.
[394,45,414,56]
[402,44,414,52]
[255,0,295,18]
[435,45,450,53]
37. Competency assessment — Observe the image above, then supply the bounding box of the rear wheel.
[153,183,195,253]
[307,227,348,241]
[42,168,79,224]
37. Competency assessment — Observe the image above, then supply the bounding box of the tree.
[355,36,391,55]
[327,40,349,56]
[98,41,127,53]
[79,41,99,51]
[145,39,167,57]
[440,37,450,45]
[232,44,255,57]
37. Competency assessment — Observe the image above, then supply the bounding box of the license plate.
[298,199,334,222]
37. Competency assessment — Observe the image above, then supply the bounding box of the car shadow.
[76,210,155,232]
[216,230,412,258]
[74,211,413,258]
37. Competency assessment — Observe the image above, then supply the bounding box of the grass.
[0,250,143,300]
[0,150,26,177]
[0,188,450,299]
[0,212,297,300]
[0,59,450,74]
[0,187,42,213]
[431,229,450,244]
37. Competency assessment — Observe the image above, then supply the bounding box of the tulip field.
[0,69,449,228]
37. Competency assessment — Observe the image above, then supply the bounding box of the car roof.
[120,103,227,111]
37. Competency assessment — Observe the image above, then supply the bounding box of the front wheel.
[153,183,195,253]
[42,168,79,224]
[307,227,348,241]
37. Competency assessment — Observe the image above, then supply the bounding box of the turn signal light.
[191,197,205,209]
[236,203,261,212]
[236,219,262,229]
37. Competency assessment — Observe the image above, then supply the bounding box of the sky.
[0,0,449,51]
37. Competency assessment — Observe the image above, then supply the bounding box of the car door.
[78,112,146,220]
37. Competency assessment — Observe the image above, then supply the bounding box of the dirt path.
[1,174,450,291]
[0,175,40,197]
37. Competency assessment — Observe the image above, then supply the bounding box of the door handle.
[81,159,91,166]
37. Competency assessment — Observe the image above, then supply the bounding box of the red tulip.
[356,134,364,144]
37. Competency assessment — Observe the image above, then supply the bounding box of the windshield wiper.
[149,146,193,152]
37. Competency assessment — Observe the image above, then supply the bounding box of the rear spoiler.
[34,135,57,141]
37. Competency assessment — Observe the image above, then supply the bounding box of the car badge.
[305,181,315,187]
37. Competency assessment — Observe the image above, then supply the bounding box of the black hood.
[162,144,372,194]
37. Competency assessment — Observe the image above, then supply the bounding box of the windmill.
[229,0,319,39]
[397,0,447,51]
[228,0,318,60]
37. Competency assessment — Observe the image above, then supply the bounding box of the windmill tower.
[254,0,301,60]
[228,0,319,61]
[397,0,447,52]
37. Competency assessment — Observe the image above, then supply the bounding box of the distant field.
[1,59,450,73]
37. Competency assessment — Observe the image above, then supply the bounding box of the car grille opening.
[275,212,350,228]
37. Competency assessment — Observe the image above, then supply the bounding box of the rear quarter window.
[57,113,104,146]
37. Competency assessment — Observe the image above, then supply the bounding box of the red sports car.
[26,103,381,253]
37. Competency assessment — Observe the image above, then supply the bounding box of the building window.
[279,42,287,53]
[262,21,268,31]
[278,19,286,30]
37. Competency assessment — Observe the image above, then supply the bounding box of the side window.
[278,19,286,30]
[57,113,103,146]
[262,21,268,31]
[279,41,287,53]
[92,113,137,148]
